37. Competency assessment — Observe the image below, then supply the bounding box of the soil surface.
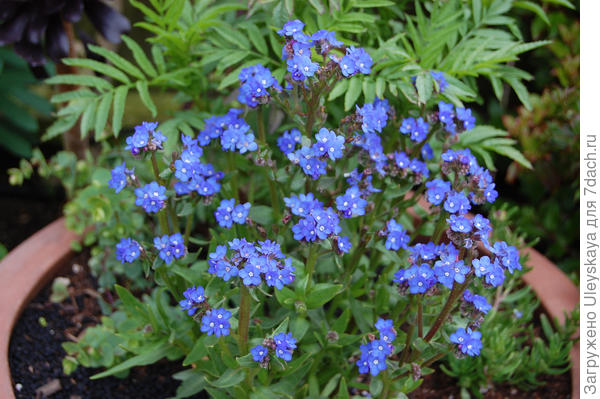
[408,367,571,399]
[9,252,206,399]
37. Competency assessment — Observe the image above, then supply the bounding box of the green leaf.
[50,89,96,103]
[354,0,394,7]
[514,1,550,25]
[79,99,97,138]
[506,77,531,110]
[172,369,207,399]
[45,74,112,91]
[248,205,273,226]
[336,377,349,399]
[328,79,348,101]
[272,317,290,336]
[94,92,113,140]
[375,77,385,99]
[308,0,325,14]
[43,113,79,141]
[136,80,157,117]
[306,283,343,309]
[344,78,362,111]
[416,73,433,105]
[183,338,208,366]
[122,35,157,78]
[114,285,147,317]
[91,341,171,379]
[112,86,128,137]
[541,0,575,9]
[245,25,268,55]
[61,58,130,84]
[152,45,166,74]
[87,44,145,80]
[207,368,246,388]
[485,145,533,169]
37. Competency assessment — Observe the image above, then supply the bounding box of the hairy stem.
[238,285,251,355]
[417,295,424,338]
[424,276,472,342]
[256,106,281,221]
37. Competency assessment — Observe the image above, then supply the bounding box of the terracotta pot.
[0,217,579,398]
[0,218,79,399]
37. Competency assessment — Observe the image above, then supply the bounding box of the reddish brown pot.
[0,217,579,398]
[0,218,78,399]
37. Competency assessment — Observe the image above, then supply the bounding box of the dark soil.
[9,252,206,399]
[408,367,571,399]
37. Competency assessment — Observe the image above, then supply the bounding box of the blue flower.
[336,236,352,254]
[431,71,448,92]
[399,117,429,142]
[425,179,451,205]
[251,345,269,362]
[124,122,165,154]
[438,101,455,133]
[456,107,476,131]
[444,191,471,214]
[493,242,521,273]
[135,182,167,213]
[313,128,345,160]
[292,217,318,242]
[232,202,251,224]
[340,46,372,77]
[336,186,368,218]
[277,128,302,154]
[179,286,205,316]
[463,290,491,314]
[278,20,305,38]
[153,233,186,265]
[375,319,396,343]
[274,332,297,361]
[385,219,410,251]
[201,308,231,337]
[238,64,280,107]
[239,264,262,286]
[311,30,343,53]
[214,259,238,281]
[473,256,493,278]
[357,98,390,134]
[447,215,473,233]
[115,238,142,264]
[108,162,134,193]
[394,151,411,169]
[408,264,436,294]
[484,261,505,287]
[450,328,482,357]
[421,143,434,160]
[215,198,236,228]
[287,55,319,81]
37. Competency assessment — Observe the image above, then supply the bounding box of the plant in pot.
[4,1,578,398]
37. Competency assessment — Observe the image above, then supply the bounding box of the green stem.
[381,369,392,399]
[238,285,251,355]
[227,152,239,202]
[184,211,194,247]
[305,244,319,292]
[256,107,281,221]
[399,322,414,366]
[432,211,448,244]
[168,203,180,233]
[157,210,170,236]
[424,276,473,342]
[417,295,424,338]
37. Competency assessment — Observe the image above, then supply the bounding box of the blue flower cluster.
[108,162,134,194]
[115,238,142,264]
[153,232,186,265]
[353,98,391,175]
[393,242,468,293]
[173,133,224,197]
[208,239,295,289]
[135,181,167,213]
[399,116,429,143]
[284,193,350,251]
[277,128,302,155]
[450,327,482,357]
[356,319,396,376]
[463,289,491,314]
[199,109,258,154]
[124,122,167,155]
[382,219,410,251]
[437,101,476,134]
[215,198,251,229]
[336,186,368,218]
[201,308,231,337]
[286,127,345,180]
[251,332,298,365]
[179,285,205,316]
[393,151,430,182]
[238,64,282,107]
[278,20,371,80]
